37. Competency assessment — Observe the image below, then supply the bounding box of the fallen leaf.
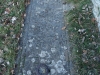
[83,50,87,55]
[4,46,9,52]
[11,69,14,75]
[91,18,96,23]
[4,8,10,14]
[92,42,96,45]
[62,26,66,30]
[82,58,88,63]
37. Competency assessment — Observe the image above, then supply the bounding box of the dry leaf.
[91,18,96,23]
[4,46,9,52]
[4,8,10,14]
[83,50,87,55]
[62,26,66,30]
[92,42,96,45]
[11,69,14,75]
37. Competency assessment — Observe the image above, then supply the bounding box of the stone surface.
[15,0,73,75]
[92,0,100,31]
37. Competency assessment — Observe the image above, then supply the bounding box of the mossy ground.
[65,0,100,74]
[0,0,25,75]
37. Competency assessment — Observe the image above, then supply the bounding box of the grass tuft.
[0,0,25,75]
[66,0,100,74]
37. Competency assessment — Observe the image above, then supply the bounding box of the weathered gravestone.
[15,0,74,75]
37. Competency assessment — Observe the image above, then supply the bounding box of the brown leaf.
[62,26,66,30]
[11,69,14,75]
[4,8,10,14]
[91,18,96,23]
[83,50,87,55]
[92,42,96,45]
